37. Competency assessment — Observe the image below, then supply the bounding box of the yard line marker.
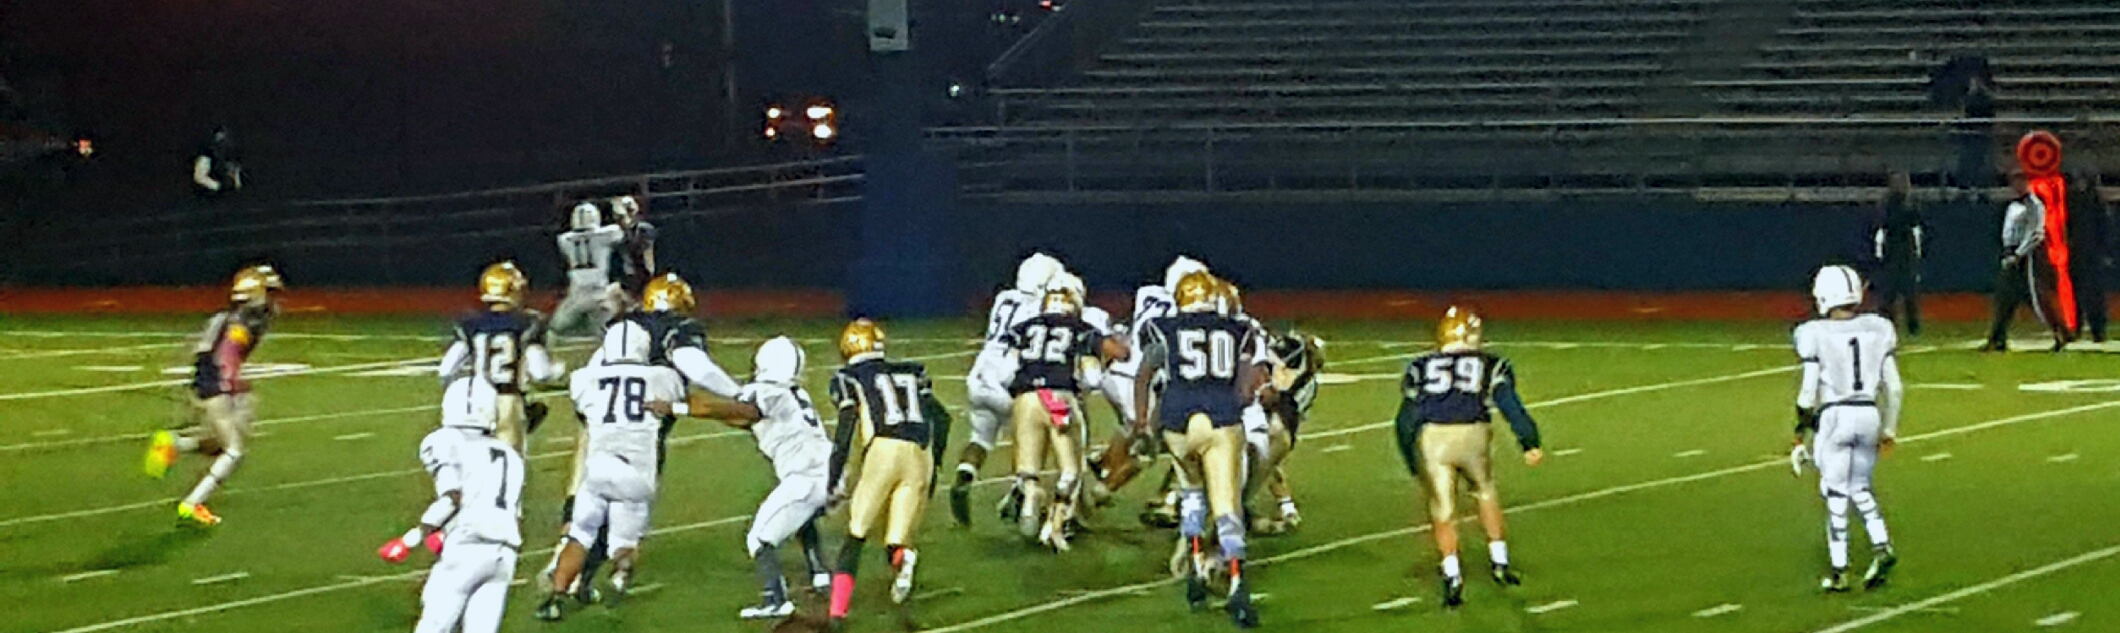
[1320,444,1352,453]
[918,394,2120,633]
[1812,545,2120,633]
[1921,453,1953,462]
[1674,449,1707,458]
[61,569,119,583]
[2049,453,2080,463]
[74,365,145,372]
[1526,599,1578,614]
[0,355,440,402]
[32,429,72,437]
[0,341,186,361]
[192,571,250,585]
[2036,612,2081,627]
[1911,383,1984,390]
[333,432,375,442]
[1693,603,1743,618]
[1371,596,1421,611]
[914,587,966,601]
[629,582,667,596]
[1846,605,1958,614]
[1553,448,1584,457]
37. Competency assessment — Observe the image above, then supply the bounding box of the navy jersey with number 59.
[1399,350,1543,450]
[1141,312,1268,431]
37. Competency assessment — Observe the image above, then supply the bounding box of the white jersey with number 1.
[557,226,624,289]
[1794,314,1903,436]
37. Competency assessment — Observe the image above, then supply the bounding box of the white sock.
[1825,494,1852,569]
[1851,490,1890,548]
[183,452,241,506]
[173,436,201,452]
[1277,498,1298,517]
[1488,541,1510,566]
[1440,554,1461,578]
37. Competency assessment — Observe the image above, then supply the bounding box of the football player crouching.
[534,321,687,621]
[824,319,953,628]
[998,273,1127,551]
[651,337,836,620]
[377,377,527,633]
[145,264,285,527]
[1246,329,1322,535]
[952,253,1063,526]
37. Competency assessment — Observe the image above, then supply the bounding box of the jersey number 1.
[1849,339,1864,391]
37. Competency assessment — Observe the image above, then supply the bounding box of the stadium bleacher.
[935,0,2120,200]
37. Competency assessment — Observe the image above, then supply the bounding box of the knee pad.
[1215,514,1248,561]
[1179,489,1208,537]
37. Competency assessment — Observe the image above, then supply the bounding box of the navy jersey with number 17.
[1141,312,1268,431]
[831,359,939,449]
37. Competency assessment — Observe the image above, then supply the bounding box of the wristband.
[671,402,690,417]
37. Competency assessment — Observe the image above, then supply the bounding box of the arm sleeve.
[921,392,953,469]
[1489,361,1543,452]
[522,344,563,384]
[671,346,742,398]
[828,396,860,492]
[1794,327,1822,411]
[193,156,219,189]
[437,339,470,386]
[1879,335,1904,439]
[2019,198,2048,257]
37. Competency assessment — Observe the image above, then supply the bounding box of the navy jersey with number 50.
[1141,312,1268,431]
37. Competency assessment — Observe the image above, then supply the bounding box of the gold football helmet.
[1174,271,1220,313]
[839,318,887,360]
[478,262,528,309]
[229,265,285,308]
[1215,279,1244,316]
[1436,306,1483,351]
[642,272,696,314]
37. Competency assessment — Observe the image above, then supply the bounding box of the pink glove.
[423,531,446,555]
[377,537,412,564]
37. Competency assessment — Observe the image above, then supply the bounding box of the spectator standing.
[1872,169,1925,335]
[1954,78,1997,197]
[2067,169,2112,342]
[192,127,241,198]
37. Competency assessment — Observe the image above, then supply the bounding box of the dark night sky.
[1,0,887,202]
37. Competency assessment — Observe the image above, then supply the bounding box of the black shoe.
[1441,575,1465,608]
[534,595,566,621]
[1491,564,1522,586]
[1821,568,1851,593]
[1225,584,1260,629]
[950,481,973,527]
[1863,546,1898,590]
[1979,341,2007,353]
[997,486,1024,524]
[1186,576,1209,612]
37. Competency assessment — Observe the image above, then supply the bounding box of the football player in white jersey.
[377,377,526,633]
[534,322,687,621]
[1091,256,1209,509]
[1792,265,1901,592]
[951,252,1064,526]
[653,336,835,619]
[552,202,626,337]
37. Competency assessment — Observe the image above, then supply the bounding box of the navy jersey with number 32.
[1003,314,1102,395]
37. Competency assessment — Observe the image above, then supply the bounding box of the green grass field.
[2,315,2116,633]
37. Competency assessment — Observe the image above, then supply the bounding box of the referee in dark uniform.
[1873,170,1925,335]
[2067,169,2112,342]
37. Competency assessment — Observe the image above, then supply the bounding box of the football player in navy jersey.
[145,264,285,527]
[998,279,1127,552]
[1134,271,1269,629]
[1394,306,1545,607]
[438,262,566,453]
[823,319,954,628]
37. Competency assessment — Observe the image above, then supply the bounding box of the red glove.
[423,531,446,555]
[377,537,413,564]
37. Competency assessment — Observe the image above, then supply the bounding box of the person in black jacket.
[2067,169,2112,342]
[1873,170,1926,335]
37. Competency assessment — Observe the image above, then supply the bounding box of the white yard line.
[2048,453,2080,463]
[1911,383,1984,390]
[1693,603,1743,618]
[0,355,441,402]
[1319,444,1352,454]
[1811,546,2120,633]
[32,429,72,437]
[918,396,2120,633]
[1371,596,1421,611]
[1674,449,1707,458]
[60,569,120,583]
[191,571,250,586]
[1304,364,1798,443]
[1552,448,1585,457]
[1921,452,1953,462]
[2036,612,2082,627]
[1525,599,1579,614]
[0,341,187,361]
[332,432,374,442]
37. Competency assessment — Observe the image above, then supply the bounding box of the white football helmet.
[1164,256,1209,292]
[440,377,500,432]
[753,336,805,385]
[570,202,602,231]
[600,320,653,364]
[1015,253,1062,293]
[1811,265,1864,315]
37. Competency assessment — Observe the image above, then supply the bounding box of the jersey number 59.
[1420,356,1486,395]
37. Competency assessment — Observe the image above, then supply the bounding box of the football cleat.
[177,503,220,527]
[1821,568,1851,593]
[1185,576,1210,612]
[812,572,833,596]
[534,595,566,621]
[573,582,603,606]
[607,568,632,606]
[891,549,918,604]
[1863,547,1898,590]
[1441,575,1465,608]
[950,482,974,527]
[144,431,178,479]
[1226,581,1260,629]
[997,485,1023,524]
[1492,564,1522,586]
[739,599,795,620]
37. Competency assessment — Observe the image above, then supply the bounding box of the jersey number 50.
[1177,329,1237,380]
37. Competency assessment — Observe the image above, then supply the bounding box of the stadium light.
[805,105,834,120]
[811,123,835,140]
[764,127,778,139]
[766,106,784,120]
